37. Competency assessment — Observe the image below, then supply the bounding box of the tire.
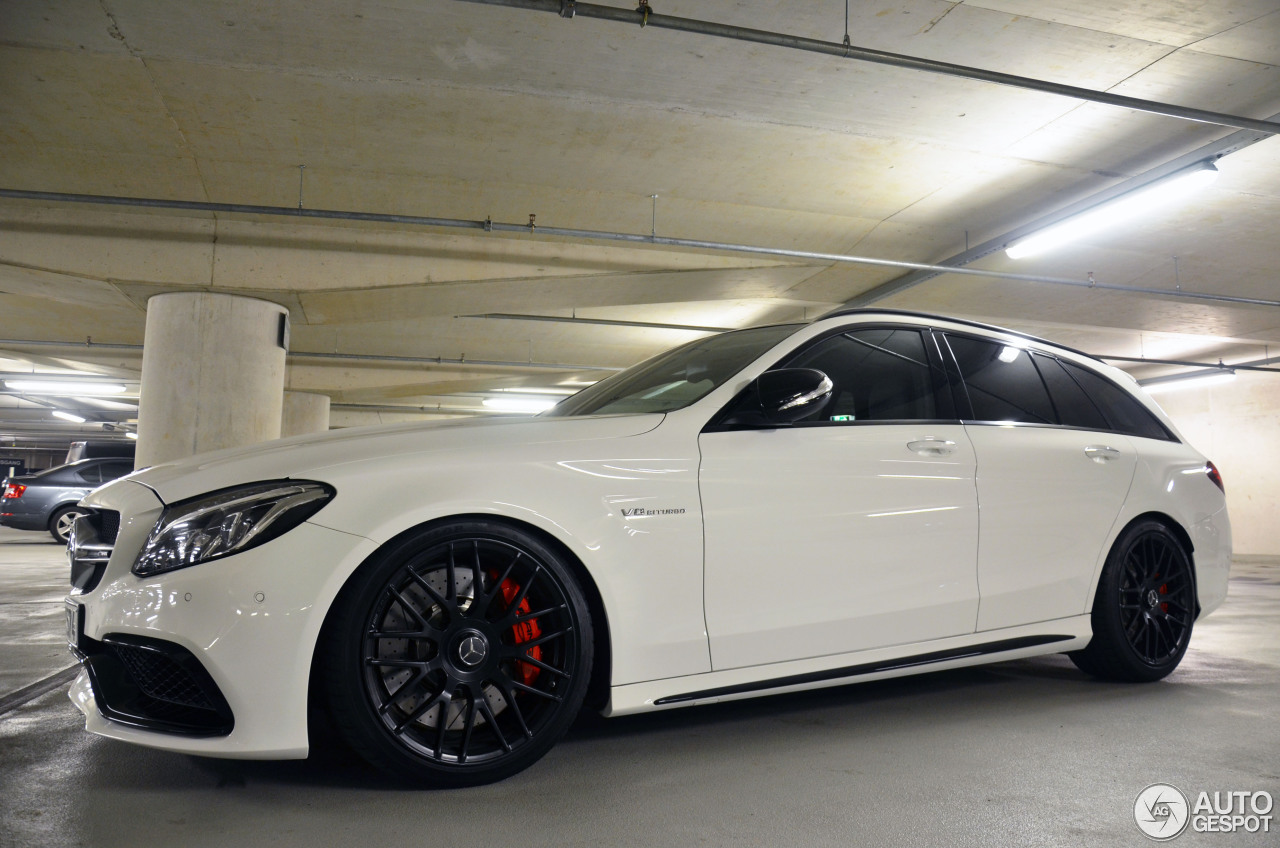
[49,505,89,544]
[321,520,593,786]
[1070,519,1195,682]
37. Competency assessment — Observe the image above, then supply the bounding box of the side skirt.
[656,635,1070,705]
[605,616,1092,717]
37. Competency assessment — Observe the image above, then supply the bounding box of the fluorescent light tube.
[1142,370,1236,394]
[51,410,87,423]
[494,387,579,396]
[7,380,127,395]
[1007,163,1219,260]
[482,396,559,413]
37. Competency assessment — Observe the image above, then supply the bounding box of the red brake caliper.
[497,578,542,686]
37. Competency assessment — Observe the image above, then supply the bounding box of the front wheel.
[1070,520,1195,682]
[321,521,593,786]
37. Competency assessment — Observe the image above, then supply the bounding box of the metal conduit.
[4,188,1280,310]
[0,336,623,372]
[458,0,1280,136]
[1100,354,1280,374]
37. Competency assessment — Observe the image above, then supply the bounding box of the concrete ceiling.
[2,0,1279,445]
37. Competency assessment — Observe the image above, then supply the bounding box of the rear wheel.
[322,521,592,786]
[1070,520,1195,682]
[49,505,89,544]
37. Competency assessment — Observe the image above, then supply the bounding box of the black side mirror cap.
[755,368,833,424]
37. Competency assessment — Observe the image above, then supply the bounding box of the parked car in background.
[1,458,136,542]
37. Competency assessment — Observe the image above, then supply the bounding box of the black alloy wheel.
[1070,519,1195,682]
[323,521,592,786]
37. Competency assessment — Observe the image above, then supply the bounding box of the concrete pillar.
[136,292,287,467]
[281,390,331,438]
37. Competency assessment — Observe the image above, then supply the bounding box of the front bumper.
[67,480,377,759]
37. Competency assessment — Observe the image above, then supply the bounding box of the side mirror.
[755,368,833,424]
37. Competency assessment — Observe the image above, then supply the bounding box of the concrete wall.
[1154,371,1280,556]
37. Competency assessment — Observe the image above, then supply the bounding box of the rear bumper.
[1192,505,1232,618]
[0,511,47,531]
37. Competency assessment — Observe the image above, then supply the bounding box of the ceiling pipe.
[1100,353,1280,374]
[457,0,1280,136]
[3,190,1279,310]
[288,349,623,371]
[330,402,525,416]
[459,313,734,332]
[0,336,623,373]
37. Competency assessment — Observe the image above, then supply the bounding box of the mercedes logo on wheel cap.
[456,633,488,667]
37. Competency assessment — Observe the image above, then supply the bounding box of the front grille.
[68,510,119,594]
[80,633,234,737]
[99,510,120,543]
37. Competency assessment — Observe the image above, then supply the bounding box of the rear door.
[941,334,1138,631]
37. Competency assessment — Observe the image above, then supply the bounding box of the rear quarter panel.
[1086,436,1231,617]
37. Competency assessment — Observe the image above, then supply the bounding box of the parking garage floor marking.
[0,665,79,717]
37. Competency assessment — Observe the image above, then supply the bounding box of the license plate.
[65,600,81,654]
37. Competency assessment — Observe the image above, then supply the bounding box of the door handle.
[907,438,956,456]
[1084,445,1121,463]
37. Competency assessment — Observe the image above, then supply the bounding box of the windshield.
[548,324,801,417]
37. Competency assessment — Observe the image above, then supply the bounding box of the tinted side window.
[99,461,133,481]
[75,466,102,484]
[1058,361,1172,441]
[1032,353,1108,431]
[945,335,1054,424]
[781,328,947,423]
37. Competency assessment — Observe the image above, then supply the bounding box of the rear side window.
[945,334,1054,424]
[1032,353,1109,431]
[781,327,950,422]
[1058,361,1172,441]
[99,461,133,481]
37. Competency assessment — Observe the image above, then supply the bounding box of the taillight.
[2,483,25,499]
[1205,461,1224,493]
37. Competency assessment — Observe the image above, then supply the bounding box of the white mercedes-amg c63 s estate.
[65,309,1231,786]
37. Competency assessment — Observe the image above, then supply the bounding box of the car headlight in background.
[133,481,335,577]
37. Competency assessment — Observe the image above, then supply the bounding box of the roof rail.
[813,307,1103,364]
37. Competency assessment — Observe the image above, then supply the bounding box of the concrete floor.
[1,526,1276,848]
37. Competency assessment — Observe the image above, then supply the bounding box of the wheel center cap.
[455,631,489,668]
[1146,589,1160,609]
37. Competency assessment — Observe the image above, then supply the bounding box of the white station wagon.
[65,309,1230,786]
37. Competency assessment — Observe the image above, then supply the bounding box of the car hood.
[126,413,666,505]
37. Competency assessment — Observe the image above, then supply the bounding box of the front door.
[699,326,980,671]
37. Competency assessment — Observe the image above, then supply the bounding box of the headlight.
[133,480,335,577]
